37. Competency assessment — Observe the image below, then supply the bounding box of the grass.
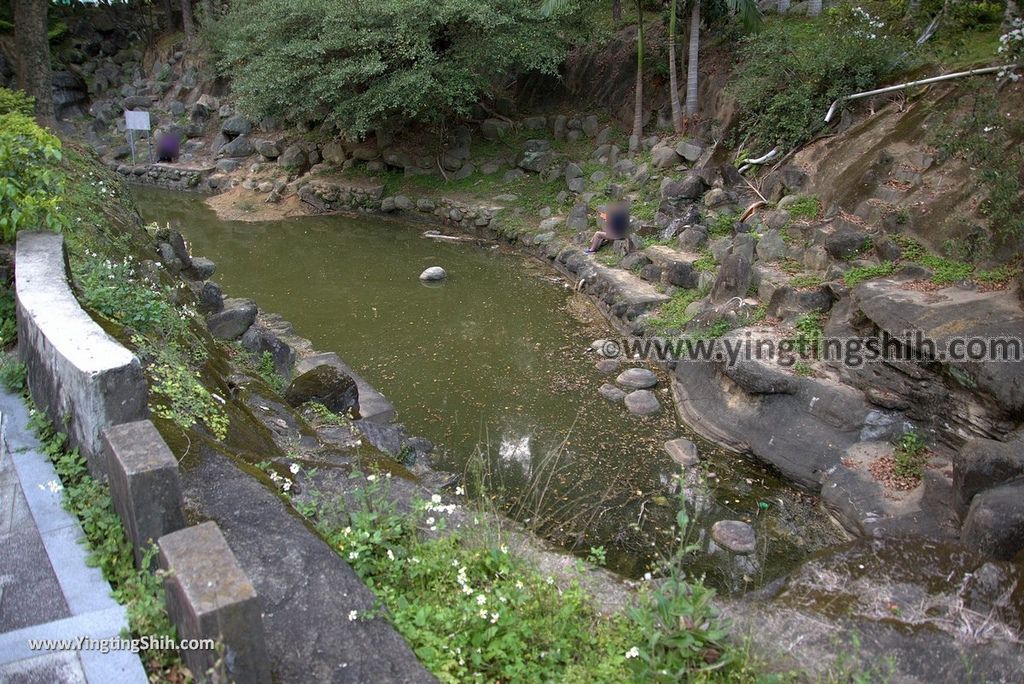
[648,288,707,332]
[788,274,822,289]
[693,252,717,273]
[843,262,895,287]
[785,196,820,221]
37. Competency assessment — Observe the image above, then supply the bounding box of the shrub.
[0,112,68,241]
[893,431,927,479]
[733,8,911,149]
[0,87,35,116]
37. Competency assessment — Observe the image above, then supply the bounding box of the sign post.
[124,110,152,165]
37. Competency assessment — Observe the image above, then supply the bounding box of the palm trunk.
[668,0,683,133]
[612,0,622,21]
[684,1,699,117]
[808,0,822,16]
[632,1,644,146]
[13,0,54,126]
[181,0,195,41]
[778,0,790,12]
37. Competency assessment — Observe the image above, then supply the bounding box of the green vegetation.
[693,251,717,272]
[145,344,229,440]
[212,0,591,136]
[0,285,16,348]
[793,312,825,357]
[788,273,822,289]
[785,196,820,221]
[843,261,895,287]
[733,7,910,149]
[893,431,928,480]
[0,86,35,116]
[0,102,68,240]
[792,361,814,377]
[933,84,1024,241]
[648,288,707,332]
[708,212,736,238]
[297,473,752,683]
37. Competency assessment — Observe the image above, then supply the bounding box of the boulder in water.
[419,267,447,282]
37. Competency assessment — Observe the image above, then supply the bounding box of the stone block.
[158,522,270,684]
[103,420,185,568]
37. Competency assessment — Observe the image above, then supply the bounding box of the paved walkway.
[0,390,147,683]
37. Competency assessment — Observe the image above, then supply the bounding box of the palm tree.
[684,0,761,118]
[808,0,822,16]
[668,0,683,133]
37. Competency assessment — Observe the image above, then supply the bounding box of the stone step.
[642,244,701,267]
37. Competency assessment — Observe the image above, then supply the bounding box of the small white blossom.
[348,610,358,621]
[625,647,640,659]
[289,462,300,475]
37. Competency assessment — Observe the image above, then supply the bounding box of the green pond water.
[135,187,840,590]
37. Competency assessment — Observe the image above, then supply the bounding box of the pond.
[134,187,841,591]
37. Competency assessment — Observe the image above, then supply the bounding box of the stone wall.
[15,231,149,477]
[112,162,215,193]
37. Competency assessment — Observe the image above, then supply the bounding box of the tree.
[631,0,644,145]
[668,0,683,132]
[223,0,580,137]
[12,0,54,126]
[684,0,761,118]
[161,0,178,30]
[612,0,622,20]
[181,0,195,41]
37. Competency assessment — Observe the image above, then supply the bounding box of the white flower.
[348,610,358,621]
[431,494,442,504]
[478,609,488,619]
[625,647,640,659]
[342,526,352,536]
[387,549,395,561]
[455,486,465,496]
[425,517,435,526]
[38,480,63,494]
[499,544,508,554]
[348,551,359,560]
[490,612,499,624]
[366,474,377,482]
[289,462,300,474]
[282,480,292,492]
[515,580,524,590]
[476,594,487,605]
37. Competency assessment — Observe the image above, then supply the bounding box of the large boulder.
[220,135,255,158]
[221,114,252,137]
[480,118,512,141]
[953,436,1024,515]
[675,139,703,162]
[279,144,309,171]
[566,203,590,232]
[206,298,258,340]
[651,145,681,169]
[709,253,752,303]
[240,324,296,378]
[825,221,870,260]
[661,174,708,203]
[254,139,281,160]
[960,479,1024,560]
[284,364,359,416]
[664,260,699,289]
[322,142,347,165]
[517,140,553,173]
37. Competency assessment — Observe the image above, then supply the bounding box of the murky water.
[135,187,840,589]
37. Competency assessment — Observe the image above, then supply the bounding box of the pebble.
[711,520,757,554]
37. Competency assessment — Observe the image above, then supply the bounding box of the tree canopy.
[213,0,590,137]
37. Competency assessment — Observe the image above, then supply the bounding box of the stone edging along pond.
[14,230,272,682]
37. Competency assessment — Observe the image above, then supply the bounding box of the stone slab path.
[0,390,147,683]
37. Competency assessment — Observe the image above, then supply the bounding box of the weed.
[648,288,707,332]
[843,262,895,287]
[786,196,820,221]
[693,252,717,273]
[893,431,928,480]
[793,313,825,357]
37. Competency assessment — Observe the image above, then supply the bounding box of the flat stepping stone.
[711,520,756,553]
[624,389,660,415]
[595,358,621,374]
[665,438,699,466]
[599,383,626,402]
[616,367,657,390]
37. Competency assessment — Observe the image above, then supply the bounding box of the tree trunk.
[668,0,683,133]
[612,0,622,21]
[808,0,822,16]
[778,0,790,12]
[181,0,195,41]
[161,0,177,30]
[632,1,644,146]
[13,0,54,126]
[684,1,699,117]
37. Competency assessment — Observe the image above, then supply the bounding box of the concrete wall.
[15,231,149,478]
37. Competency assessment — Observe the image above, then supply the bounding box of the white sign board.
[124,110,151,131]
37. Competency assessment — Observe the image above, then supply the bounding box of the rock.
[197,281,224,314]
[675,139,703,162]
[661,174,708,202]
[581,115,599,137]
[254,140,280,160]
[215,159,240,173]
[480,118,512,141]
[279,144,309,171]
[518,140,554,173]
[664,261,698,289]
[564,162,583,182]
[206,298,258,340]
[353,420,406,457]
[616,367,658,389]
[185,257,216,281]
[220,135,255,158]
[566,203,590,232]
[419,266,447,281]
[191,94,218,121]
[620,253,651,271]
[522,115,547,130]
[953,437,1024,514]
[825,221,870,260]
[416,198,435,212]
[595,126,612,145]
[677,227,708,252]
[595,358,620,374]
[612,159,637,177]
[221,114,251,137]
[503,169,527,182]
[651,145,682,169]
[351,145,379,162]
[710,253,752,303]
[711,520,756,553]
[703,188,734,210]
[240,324,295,377]
[599,383,626,402]
[284,364,359,416]
[961,479,1024,560]
[723,359,799,395]
[322,142,347,165]
[756,229,788,262]
[665,438,699,467]
[624,389,661,415]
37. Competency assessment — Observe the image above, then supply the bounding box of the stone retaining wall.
[14,230,270,681]
[15,231,149,477]
[111,162,215,192]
